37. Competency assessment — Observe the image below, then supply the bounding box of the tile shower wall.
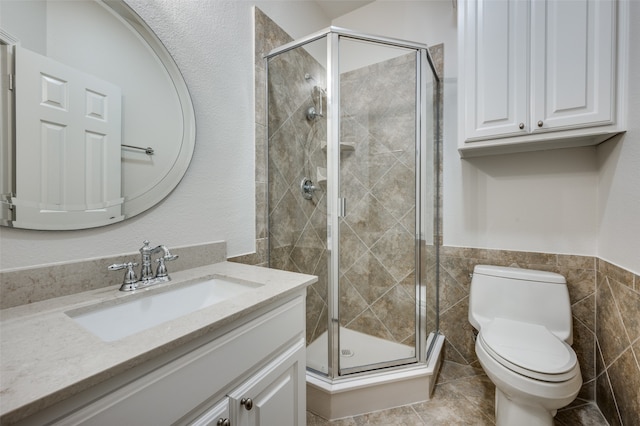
[336,53,418,347]
[595,260,640,425]
[266,44,420,346]
[238,10,443,349]
[266,37,328,344]
[239,9,329,344]
[438,246,640,425]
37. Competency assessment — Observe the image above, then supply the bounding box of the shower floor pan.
[307,327,415,373]
[306,329,444,421]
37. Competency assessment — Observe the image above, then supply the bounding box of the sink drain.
[341,348,355,358]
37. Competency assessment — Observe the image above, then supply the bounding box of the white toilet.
[468,265,582,426]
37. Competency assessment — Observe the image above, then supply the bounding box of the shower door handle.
[338,198,347,217]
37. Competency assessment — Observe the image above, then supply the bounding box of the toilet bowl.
[468,265,582,426]
[476,319,581,425]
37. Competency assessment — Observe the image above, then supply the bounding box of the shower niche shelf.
[321,141,355,154]
[316,167,327,186]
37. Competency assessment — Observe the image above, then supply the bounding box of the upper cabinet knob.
[518,122,525,130]
[537,120,544,127]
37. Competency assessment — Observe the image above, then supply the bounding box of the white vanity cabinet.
[227,341,304,426]
[192,339,304,426]
[458,0,625,157]
[190,399,230,426]
[16,293,306,426]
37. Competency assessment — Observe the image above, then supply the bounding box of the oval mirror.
[0,0,195,230]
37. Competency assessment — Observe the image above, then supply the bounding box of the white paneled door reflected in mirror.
[0,0,195,230]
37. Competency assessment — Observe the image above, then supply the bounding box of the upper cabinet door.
[462,0,529,140]
[531,0,615,132]
[458,0,625,157]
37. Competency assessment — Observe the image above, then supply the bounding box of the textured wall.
[0,0,258,269]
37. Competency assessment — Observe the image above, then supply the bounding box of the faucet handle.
[155,257,168,278]
[108,262,139,291]
[155,253,178,278]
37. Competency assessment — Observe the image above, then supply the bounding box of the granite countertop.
[0,262,316,424]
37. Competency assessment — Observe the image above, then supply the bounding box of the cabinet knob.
[240,397,253,410]
[217,419,230,426]
[518,122,525,130]
[537,120,544,127]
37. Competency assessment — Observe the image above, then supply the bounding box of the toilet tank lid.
[473,265,566,284]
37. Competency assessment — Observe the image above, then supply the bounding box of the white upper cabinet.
[458,0,627,157]
[462,0,528,140]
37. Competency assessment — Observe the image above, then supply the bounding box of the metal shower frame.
[265,26,441,380]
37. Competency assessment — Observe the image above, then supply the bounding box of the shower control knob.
[241,398,253,410]
[217,419,230,426]
[300,178,317,200]
[518,122,524,129]
[537,120,544,127]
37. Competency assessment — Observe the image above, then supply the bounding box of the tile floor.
[307,361,609,425]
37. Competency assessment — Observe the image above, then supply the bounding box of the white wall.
[596,1,640,273]
[333,0,457,78]
[0,1,237,268]
[0,0,47,54]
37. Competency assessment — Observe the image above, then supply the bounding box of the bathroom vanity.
[0,262,315,425]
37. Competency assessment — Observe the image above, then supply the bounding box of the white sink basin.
[67,277,262,342]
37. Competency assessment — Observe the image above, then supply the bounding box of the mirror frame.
[0,0,196,229]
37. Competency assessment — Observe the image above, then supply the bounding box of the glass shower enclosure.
[265,27,440,382]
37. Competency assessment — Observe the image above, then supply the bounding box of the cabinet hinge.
[1,193,15,210]
[8,74,14,91]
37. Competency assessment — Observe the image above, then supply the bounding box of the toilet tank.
[468,265,573,343]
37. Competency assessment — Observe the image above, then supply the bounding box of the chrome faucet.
[108,240,179,291]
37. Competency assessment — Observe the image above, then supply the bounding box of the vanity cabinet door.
[190,398,230,426]
[229,339,306,426]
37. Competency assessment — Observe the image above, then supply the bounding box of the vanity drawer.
[42,295,305,425]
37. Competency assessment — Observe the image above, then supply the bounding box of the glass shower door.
[266,37,330,374]
[335,37,420,374]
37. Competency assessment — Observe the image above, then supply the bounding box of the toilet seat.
[479,318,578,382]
